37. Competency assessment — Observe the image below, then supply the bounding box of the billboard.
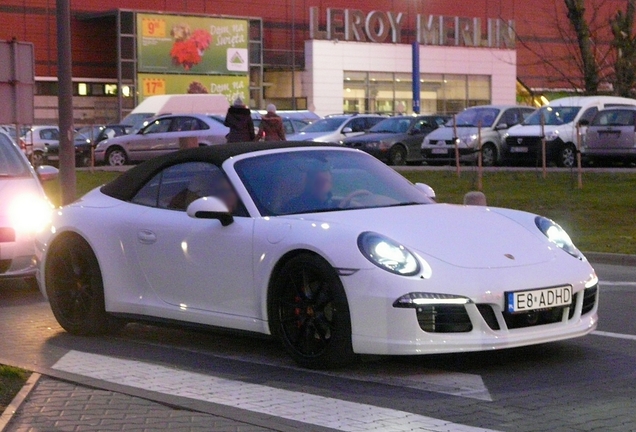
[138,73,249,104]
[137,13,249,75]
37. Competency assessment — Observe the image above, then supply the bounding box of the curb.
[585,252,636,266]
[0,373,41,432]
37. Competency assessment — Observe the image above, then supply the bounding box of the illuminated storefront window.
[343,72,491,114]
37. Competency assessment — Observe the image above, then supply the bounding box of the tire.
[388,145,407,166]
[45,234,123,336]
[557,143,576,168]
[269,254,355,369]
[77,154,92,168]
[31,151,45,167]
[481,143,498,167]
[106,147,128,166]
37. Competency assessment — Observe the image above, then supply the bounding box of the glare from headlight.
[358,232,421,276]
[9,195,53,234]
[535,216,581,259]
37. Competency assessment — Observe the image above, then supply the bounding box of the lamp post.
[291,0,297,110]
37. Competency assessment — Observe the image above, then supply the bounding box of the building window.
[78,83,88,96]
[105,84,118,95]
[343,72,491,115]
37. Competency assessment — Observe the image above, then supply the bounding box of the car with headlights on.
[421,105,534,166]
[36,142,599,369]
[342,115,448,165]
[0,130,57,288]
[94,114,229,166]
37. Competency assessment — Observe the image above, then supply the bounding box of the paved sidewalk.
[5,376,275,432]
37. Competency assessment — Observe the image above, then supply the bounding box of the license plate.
[431,148,448,155]
[506,286,572,313]
[510,146,528,153]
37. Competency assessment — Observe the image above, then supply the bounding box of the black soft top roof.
[100,141,339,202]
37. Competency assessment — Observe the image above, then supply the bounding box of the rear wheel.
[45,234,124,335]
[557,143,576,168]
[106,147,128,166]
[388,145,407,166]
[270,254,355,369]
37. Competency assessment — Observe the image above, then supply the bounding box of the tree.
[610,0,636,97]
[563,0,600,94]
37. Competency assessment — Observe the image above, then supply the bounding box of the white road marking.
[600,281,636,287]
[53,350,500,432]
[592,330,636,341]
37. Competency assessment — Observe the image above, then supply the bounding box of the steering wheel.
[339,189,372,209]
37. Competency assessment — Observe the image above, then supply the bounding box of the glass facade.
[343,72,492,115]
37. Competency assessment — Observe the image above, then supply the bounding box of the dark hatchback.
[45,132,94,167]
[341,115,448,165]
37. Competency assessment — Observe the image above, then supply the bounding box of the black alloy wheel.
[388,145,407,166]
[271,254,355,369]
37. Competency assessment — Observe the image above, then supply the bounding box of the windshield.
[369,117,413,133]
[300,118,347,133]
[523,106,581,126]
[121,113,155,133]
[0,134,30,177]
[234,150,432,216]
[450,108,500,128]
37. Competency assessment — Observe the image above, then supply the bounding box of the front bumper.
[0,237,38,280]
[421,146,479,163]
[343,261,598,355]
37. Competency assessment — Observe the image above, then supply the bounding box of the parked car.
[94,114,229,166]
[580,106,636,165]
[77,124,132,146]
[254,117,309,137]
[0,129,57,288]
[421,105,535,166]
[343,115,449,165]
[37,142,598,369]
[44,132,94,167]
[503,96,636,167]
[288,114,384,143]
[20,126,94,167]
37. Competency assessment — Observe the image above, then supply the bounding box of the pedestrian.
[224,97,255,143]
[256,104,286,141]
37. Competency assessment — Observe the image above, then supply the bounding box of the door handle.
[137,229,157,245]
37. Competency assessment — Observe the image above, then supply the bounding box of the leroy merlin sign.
[136,13,249,75]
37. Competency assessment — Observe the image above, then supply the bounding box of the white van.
[122,94,230,133]
[503,96,636,167]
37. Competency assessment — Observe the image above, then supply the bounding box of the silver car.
[287,114,384,143]
[582,106,636,164]
[94,114,229,166]
[0,130,57,288]
[421,105,535,166]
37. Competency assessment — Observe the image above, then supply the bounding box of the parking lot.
[1,261,635,431]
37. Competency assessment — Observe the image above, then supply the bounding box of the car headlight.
[535,216,581,259]
[545,130,559,141]
[459,134,478,147]
[358,232,421,276]
[9,195,54,234]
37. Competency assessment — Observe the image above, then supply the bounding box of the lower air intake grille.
[582,285,598,315]
[476,304,500,330]
[503,307,565,329]
[416,305,473,333]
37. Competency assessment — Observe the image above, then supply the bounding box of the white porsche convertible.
[37,143,599,368]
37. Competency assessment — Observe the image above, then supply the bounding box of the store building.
[0,0,593,124]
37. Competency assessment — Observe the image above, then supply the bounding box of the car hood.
[425,127,491,142]
[343,132,404,144]
[281,204,555,269]
[506,124,571,137]
[288,131,337,141]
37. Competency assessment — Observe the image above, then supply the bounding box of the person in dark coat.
[224,97,255,143]
[256,104,286,141]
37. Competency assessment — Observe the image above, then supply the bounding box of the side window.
[131,162,245,216]
[292,120,308,132]
[365,117,384,129]
[346,118,367,133]
[171,117,202,132]
[40,129,59,140]
[502,109,521,127]
[520,108,535,120]
[143,118,172,134]
[579,107,599,125]
[412,119,430,133]
[283,120,294,135]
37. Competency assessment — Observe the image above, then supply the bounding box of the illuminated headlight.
[393,292,471,308]
[535,216,582,259]
[9,195,54,234]
[545,130,559,141]
[358,232,421,276]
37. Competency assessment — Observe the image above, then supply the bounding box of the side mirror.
[414,183,436,201]
[186,196,234,226]
[578,119,590,127]
[495,123,508,130]
[342,127,353,134]
[36,165,59,182]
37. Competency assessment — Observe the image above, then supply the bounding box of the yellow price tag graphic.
[142,78,166,96]
[142,18,166,38]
